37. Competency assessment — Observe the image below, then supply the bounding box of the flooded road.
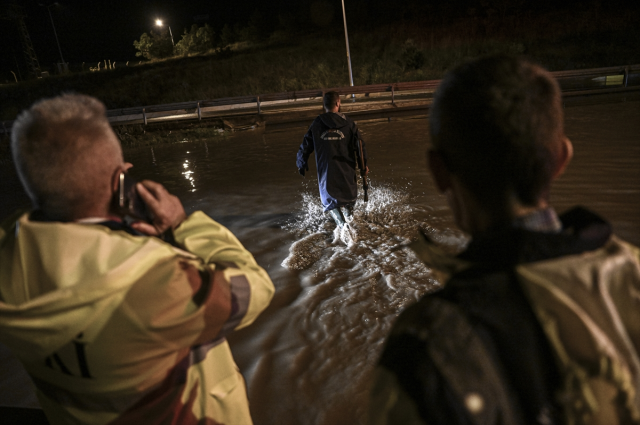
[0,98,639,424]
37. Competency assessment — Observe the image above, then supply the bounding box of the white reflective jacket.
[0,211,275,425]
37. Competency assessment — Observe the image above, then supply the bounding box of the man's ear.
[552,137,573,179]
[427,149,452,193]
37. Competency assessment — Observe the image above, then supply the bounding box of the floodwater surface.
[0,99,638,424]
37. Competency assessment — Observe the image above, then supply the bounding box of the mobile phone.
[114,172,149,221]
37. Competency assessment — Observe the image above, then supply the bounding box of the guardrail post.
[391,85,395,106]
[624,66,629,87]
[197,102,202,120]
[257,96,261,114]
[142,108,147,126]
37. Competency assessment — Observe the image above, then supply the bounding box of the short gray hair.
[11,94,122,220]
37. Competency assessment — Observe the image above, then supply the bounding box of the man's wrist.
[171,212,193,237]
[159,227,178,245]
[171,213,187,231]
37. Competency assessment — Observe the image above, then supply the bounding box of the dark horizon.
[1,0,260,74]
[0,0,638,84]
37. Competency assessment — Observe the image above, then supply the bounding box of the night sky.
[0,0,636,82]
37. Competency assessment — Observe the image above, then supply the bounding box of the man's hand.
[130,180,187,236]
[298,164,309,177]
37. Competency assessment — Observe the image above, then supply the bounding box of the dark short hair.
[323,91,340,110]
[429,55,565,208]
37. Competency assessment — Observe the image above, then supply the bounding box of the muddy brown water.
[0,98,639,424]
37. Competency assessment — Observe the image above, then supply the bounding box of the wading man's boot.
[328,208,346,227]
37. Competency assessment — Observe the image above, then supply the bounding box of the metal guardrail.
[104,80,441,120]
[1,64,639,136]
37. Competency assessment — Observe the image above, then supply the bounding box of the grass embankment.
[1,5,639,147]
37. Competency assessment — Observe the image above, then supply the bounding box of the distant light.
[155,19,163,26]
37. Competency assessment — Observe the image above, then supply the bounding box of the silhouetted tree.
[175,24,215,56]
[133,29,173,60]
[220,23,237,46]
[240,9,268,42]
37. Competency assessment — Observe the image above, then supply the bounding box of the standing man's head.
[323,91,341,113]
[11,94,126,221]
[428,55,573,234]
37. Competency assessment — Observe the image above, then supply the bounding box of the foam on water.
[264,183,463,424]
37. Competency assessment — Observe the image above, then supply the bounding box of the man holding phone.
[0,94,275,424]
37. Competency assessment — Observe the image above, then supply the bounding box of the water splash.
[273,183,462,424]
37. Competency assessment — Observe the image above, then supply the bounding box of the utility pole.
[42,3,67,73]
[340,0,355,97]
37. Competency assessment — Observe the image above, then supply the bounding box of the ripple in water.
[271,183,462,424]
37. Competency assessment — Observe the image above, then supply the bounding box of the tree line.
[133,10,271,61]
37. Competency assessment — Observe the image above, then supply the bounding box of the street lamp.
[39,2,67,73]
[155,19,174,46]
[340,0,354,97]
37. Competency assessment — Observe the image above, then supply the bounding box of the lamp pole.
[340,0,354,96]
[41,3,66,72]
[155,19,174,46]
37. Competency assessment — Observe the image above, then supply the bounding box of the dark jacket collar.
[410,207,612,274]
[459,206,611,266]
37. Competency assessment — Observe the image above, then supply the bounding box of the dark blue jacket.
[296,112,367,211]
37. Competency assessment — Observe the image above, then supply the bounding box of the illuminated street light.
[155,19,174,46]
[39,2,67,73]
[340,0,354,97]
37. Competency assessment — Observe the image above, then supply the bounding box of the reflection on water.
[182,156,196,192]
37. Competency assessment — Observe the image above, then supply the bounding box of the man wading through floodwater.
[297,91,369,228]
